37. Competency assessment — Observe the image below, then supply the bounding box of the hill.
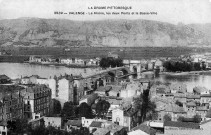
[0,18,210,47]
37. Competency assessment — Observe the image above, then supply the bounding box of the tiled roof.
[174,93,186,98]
[107,98,122,105]
[132,124,156,135]
[0,74,10,80]
[165,104,186,113]
[193,86,209,93]
[90,121,103,128]
[187,94,200,99]
[106,123,124,134]
[0,121,7,126]
[128,129,149,135]
[201,94,211,97]
[164,121,200,129]
[66,120,81,127]
[96,86,112,92]
[0,85,25,93]
[156,88,166,94]
[186,102,196,107]
[196,106,208,111]
[93,128,110,135]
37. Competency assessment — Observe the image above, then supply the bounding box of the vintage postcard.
[0,0,211,135]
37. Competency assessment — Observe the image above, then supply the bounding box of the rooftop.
[96,86,112,92]
[164,121,200,129]
[93,128,110,135]
[187,94,200,99]
[201,94,211,97]
[0,74,10,80]
[23,84,50,94]
[0,85,25,93]
[196,106,208,111]
[90,121,103,128]
[186,101,196,107]
[193,86,209,94]
[66,120,81,127]
[165,104,186,113]
[106,123,124,134]
[128,129,149,135]
[132,124,156,135]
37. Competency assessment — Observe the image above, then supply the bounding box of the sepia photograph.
[0,0,211,134]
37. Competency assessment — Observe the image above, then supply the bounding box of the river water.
[1,63,211,92]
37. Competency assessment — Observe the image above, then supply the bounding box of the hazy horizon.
[0,0,211,25]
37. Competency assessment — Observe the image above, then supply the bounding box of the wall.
[112,109,124,126]
[57,78,70,107]
[43,117,61,128]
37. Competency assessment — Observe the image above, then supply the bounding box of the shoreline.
[27,62,99,68]
[160,70,211,76]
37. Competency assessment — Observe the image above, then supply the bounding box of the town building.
[170,83,187,94]
[0,75,11,84]
[0,121,7,135]
[200,94,211,106]
[65,120,82,131]
[112,106,138,131]
[22,84,51,120]
[165,104,186,121]
[193,86,210,95]
[43,117,61,129]
[93,128,110,135]
[0,85,25,122]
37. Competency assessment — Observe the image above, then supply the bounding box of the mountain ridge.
[0,18,210,47]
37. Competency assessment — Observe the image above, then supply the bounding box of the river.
[1,63,211,93]
[0,63,98,79]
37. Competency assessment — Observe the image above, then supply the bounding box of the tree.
[163,114,171,122]
[7,118,29,134]
[78,102,93,118]
[61,101,76,118]
[134,89,157,123]
[50,99,62,116]
[99,57,123,68]
[95,100,110,118]
[177,116,185,122]
[193,114,201,123]
[175,100,183,107]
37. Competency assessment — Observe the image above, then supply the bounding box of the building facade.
[22,84,51,120]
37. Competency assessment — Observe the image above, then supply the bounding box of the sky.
[0,0,211,24]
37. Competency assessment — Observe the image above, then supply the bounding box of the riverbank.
[160,70,211,76]
[0,55,29,63]
[28,62,99,68]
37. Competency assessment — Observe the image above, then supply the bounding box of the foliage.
[7,118,29,134]
[61,101,76,119]
[78,102,93,118]
[50,99,62,116]
[99,57,123,68]
[175,100,183,107]
[95,100,110,118]
[134,89,157,123]
[29,125,90,135]
[163,60,204,72]
[177,116,185,122]
[8,118,90,135]
[193,114,201,123]
[163,114,172,122]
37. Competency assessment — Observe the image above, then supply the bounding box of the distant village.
[1,52,211,135]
